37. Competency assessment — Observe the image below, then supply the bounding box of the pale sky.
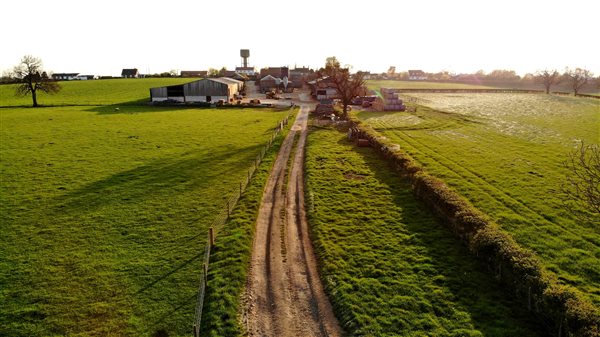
[1,0,598,77]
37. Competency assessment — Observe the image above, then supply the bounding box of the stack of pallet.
[380,88,406,111]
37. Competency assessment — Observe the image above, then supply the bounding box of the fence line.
[192,110,294,337]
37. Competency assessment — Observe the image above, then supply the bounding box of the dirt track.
[243,106,342,337]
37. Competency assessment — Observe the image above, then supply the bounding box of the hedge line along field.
[357,93,600,305]
[0,104,289,336]
[305,125,543,336]
[0,78,197,106]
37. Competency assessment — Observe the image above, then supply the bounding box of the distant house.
[356,71,371,80]
[408,70,427,80]
[52,73,79,81]
[149,77,241,103]
[235,66,256,76]
[121,68,139,78]
[75,75,97,80]
[180,70,208,77]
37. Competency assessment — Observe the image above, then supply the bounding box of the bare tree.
[319,57,367,118]
[12,55,60,107]
[535,69,561,94]
[562,142,600,221]
[564,67,593,95]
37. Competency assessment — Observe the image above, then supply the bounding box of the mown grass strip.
[305,124,543,336]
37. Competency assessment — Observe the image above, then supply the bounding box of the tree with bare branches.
[564,67,593,95]
[319,57,366,118]
[535,69,561,94]
[12,55,60,107]
[562,142,600,221]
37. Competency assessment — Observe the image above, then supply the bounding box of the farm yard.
[305,125,544,336]
[1,74,598,337]
[0,80,291,337]
[357,93,600,305]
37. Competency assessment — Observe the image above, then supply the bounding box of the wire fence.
[192,110,294,337]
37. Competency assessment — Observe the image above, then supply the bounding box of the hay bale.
[357,139,370,147]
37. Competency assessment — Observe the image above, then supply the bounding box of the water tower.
[240,49,250,67]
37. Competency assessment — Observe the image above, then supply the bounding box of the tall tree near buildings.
[565,67,593,95]
[535,69,561,94]
[12,55,60,107]
[320,57,366,118]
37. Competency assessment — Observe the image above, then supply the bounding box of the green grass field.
[305,125,543,336]
[366,80,495,92]
[356,93,600,305]
[0,78,197,106]
[0,103,289,336]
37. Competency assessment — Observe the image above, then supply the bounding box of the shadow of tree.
[52,144,263,213]
[330,130,544,335]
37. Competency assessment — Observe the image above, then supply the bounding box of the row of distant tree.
[381,67,597,95]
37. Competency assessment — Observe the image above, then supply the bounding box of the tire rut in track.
[244,106,342,337]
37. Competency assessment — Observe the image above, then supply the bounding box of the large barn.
[149,77,243,103]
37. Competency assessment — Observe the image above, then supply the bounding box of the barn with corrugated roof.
[149,77,242,103]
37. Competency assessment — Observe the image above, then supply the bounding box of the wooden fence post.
[209,227,215,248]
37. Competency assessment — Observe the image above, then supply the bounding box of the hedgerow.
[348,115,600,336]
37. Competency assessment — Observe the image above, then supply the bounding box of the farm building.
[260,75,280,92]
[235,66,256,76]
[289,67,314,88]
[308,77,338,100]
[181,70,208,77]
[225,72,249,81]
[408,70,427,80]
[122,68,139,78]
[149,77,241,103]
[259,67,289,79]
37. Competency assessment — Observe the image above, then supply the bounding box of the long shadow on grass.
[87,103,290,115]
[136,252,203,295]
[331,130,544,336]
[52,144,263,212]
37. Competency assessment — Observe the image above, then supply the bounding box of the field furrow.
[358,93,600,304]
